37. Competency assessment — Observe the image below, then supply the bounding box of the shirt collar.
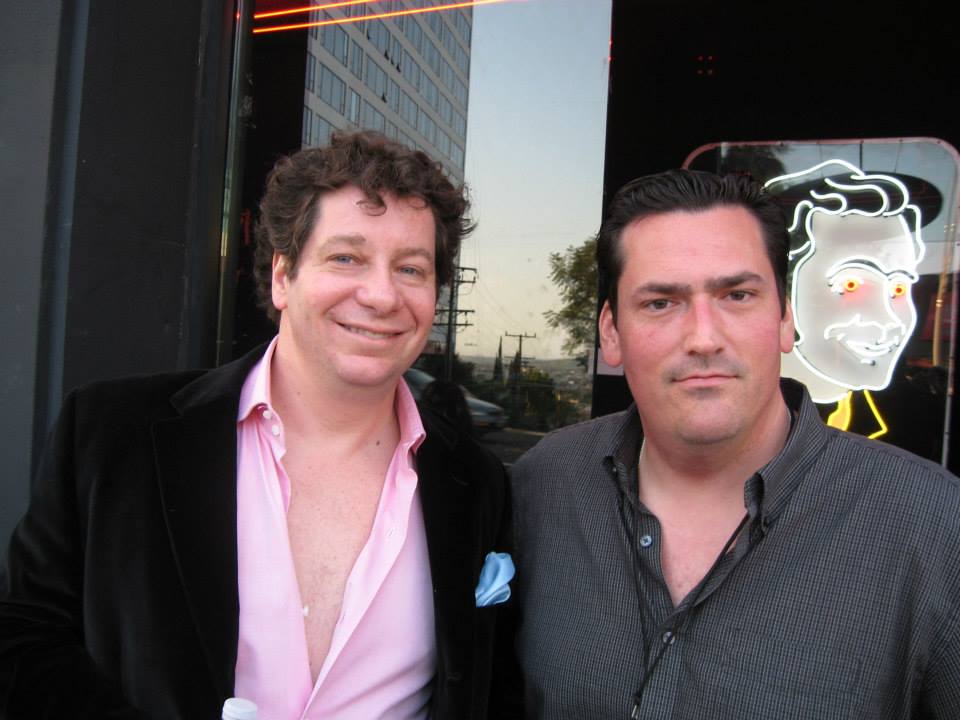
[236,335,426,453]
[237,335,280,422]
[753,378,829,526]
[395,377,427,454]
[604,378,829,527]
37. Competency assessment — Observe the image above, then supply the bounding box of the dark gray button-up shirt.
[510,380,960,719]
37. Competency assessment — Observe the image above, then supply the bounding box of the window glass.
[401,49,421,90]
[349,39,363,78]
[242,0,612,461]
[346,88,360,124]
[304,52,315,93]
[686,139,960,461]
[321,18,348,66]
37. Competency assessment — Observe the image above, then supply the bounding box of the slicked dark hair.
[596,169,789,318]
[254,130,473,322]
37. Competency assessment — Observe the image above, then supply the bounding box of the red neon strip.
[255,0,385,21]
[252,0,508,34]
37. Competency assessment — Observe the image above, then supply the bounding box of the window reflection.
[242,0,612,463]
[687,140,959,463]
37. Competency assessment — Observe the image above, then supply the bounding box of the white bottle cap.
[222,697,258,720]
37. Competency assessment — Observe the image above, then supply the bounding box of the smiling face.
[271,185,438,396]
[599,205,794,449]
[791,212,920,390]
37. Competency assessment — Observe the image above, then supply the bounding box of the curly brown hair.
[253,130,473,322]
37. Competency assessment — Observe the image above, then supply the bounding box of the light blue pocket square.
[475,551,515,607]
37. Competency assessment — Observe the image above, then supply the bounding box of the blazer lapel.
[150,347,265,699]
[416,416,478,684]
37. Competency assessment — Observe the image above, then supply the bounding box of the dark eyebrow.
[704,272,765,293]
[629,272,765,300]
[631,281,693,299]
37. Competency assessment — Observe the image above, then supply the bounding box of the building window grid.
[322,17,349,66]
[420,73,439,112]
[387,77,401,113]
[436,127,451,159]
[417,110,437,146]
[318,62,346,115]
[361,99,387,133]
[411,4,470,76]
[332,4,467,169]
[450,141,464,170]
[347,89,361,124]
[365,53,389,102]
[453,10,471,45]
[439,94,453,127]
[399,89,419,130]
[312,113,333,148]
[349,39,364,78]
[392,8,468,109]
[401,49,421,90]
[397,33,466,137]
[452,108,466,139]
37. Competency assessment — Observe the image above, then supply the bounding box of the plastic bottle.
[222,697,258,720]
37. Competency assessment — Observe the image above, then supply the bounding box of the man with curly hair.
[0,131,511,720]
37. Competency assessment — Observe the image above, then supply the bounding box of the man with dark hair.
[510,168,960,718]
[0,131,512,719]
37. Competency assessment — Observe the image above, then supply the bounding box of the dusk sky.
[459,0,612,359]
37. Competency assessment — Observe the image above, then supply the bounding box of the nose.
[355,265,402,314]
[682,297,724,356]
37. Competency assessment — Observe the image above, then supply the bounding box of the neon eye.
[830,274,865,295]
[891,282,908,298]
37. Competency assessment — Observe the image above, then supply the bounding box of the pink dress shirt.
[233,338,435,719]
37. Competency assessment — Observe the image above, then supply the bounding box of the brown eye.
[843,278,860,293]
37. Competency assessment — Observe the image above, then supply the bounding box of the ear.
[779,298,795,354]
[271,253,290,313]
[598,299,623,368]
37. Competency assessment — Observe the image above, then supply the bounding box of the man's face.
[272,185,438,395]
[599,206,794,448]
[791,212,919,390]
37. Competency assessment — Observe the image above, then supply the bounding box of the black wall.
[0,0,238,560]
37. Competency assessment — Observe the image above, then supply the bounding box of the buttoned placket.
[613,457,764,719]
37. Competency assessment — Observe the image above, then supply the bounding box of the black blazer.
[0,347,511,719]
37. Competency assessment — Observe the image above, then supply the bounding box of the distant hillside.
[461,355,592,394]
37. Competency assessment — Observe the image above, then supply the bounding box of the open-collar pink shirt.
[233,338,435,719]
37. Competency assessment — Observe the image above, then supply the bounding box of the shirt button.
[639,534,653,548]
[262,409,273,420]
[662,630,676,645]
[271,424,281,436]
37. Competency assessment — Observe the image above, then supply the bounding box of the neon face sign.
[765,160,925,406]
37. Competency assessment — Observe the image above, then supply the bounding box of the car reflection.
[403,368,507,434]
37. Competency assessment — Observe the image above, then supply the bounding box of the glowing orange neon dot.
[892,283,907,297]
[843,278,859,292]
